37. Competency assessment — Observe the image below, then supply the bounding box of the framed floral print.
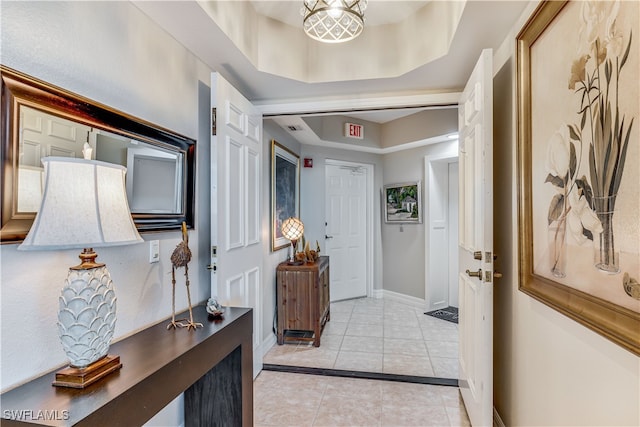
[517,0,639,355]
[271,140,300,251]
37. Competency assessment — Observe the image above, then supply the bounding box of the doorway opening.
[425,153,459,313]
[262,106,461,383]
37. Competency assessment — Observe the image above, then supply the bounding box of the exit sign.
[345,122,364,139]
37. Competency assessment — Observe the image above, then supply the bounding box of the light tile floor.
[253,370,470,427]
[264,297,459,378]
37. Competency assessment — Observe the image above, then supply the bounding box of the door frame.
[325,158,374,299]
[424,151,459,312]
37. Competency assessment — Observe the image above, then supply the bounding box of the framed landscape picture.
[271,140,300,251]
[383,181,422,224]
[517,0,639,355]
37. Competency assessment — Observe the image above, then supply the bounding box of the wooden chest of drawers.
[276,256,330,347]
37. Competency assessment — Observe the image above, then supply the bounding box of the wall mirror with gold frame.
[1,66,196,243]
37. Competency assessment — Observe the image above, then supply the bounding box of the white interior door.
[426,157,451,311]
[210,72,263,377]
[458,49,494,427]
[425,155,459,312]
[448,162,459,307]
[325,161,367,301]
[18,107,89,211]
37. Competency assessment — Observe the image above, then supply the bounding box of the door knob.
[325,235,334,239]
[466,269,482,279]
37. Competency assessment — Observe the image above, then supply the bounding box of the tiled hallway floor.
[253,370,470,427]
[264,297,459,378]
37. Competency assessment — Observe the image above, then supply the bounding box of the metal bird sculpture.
[167,222,202,331]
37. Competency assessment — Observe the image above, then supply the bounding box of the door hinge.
[211,108,217,135]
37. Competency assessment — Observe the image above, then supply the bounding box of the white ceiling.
[132,1,528,141]
[134,1,527,103]
[251,0,431,27]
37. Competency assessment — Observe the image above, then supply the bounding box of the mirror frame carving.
[1,65,196,243]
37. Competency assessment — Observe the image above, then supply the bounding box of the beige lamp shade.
[281,217,304,241]
[19,157,143,250]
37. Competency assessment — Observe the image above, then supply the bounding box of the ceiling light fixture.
[302,0,368,43]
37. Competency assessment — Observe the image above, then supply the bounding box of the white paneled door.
[448,162,460,307]
[425,156,459,312]
[18,107,90,211]
[325,161,368,301]
[458,49,494,427]
[210,72,263,377]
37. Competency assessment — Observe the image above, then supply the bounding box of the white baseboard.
[378,289,426,309]
[372,289,384,299]
[260,333,277,361]
[493,407,506,427]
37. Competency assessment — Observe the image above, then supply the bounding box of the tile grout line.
[267,297,458,379]
[260,298,468,426]
[418,308,440,377]
[310,374,329,427]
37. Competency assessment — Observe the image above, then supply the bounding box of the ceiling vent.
[286,125,303,132]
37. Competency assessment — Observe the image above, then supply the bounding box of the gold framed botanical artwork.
[517,1,639,355]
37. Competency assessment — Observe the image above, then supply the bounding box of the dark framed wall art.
[383,181,423,224]
[271,140,300,251]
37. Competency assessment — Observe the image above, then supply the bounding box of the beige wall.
[0,2,213,424]
[381,108,458,148]
[302,108,457,150]
[493,2,640,425]
[381,140,458,299]
[261,121,301,341]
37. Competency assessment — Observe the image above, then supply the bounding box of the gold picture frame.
[0,66,196,242]
[270,140,300,251]
[517,1,639,356]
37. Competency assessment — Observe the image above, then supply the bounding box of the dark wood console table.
[0,305,253,426]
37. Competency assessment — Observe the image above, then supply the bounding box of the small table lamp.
[18,156,143,388]
[281,217,304,264]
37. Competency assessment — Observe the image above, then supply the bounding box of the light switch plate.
[149,240,160,263]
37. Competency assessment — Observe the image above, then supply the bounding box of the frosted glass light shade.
[18,157,143,250]
[302,0,367,43]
